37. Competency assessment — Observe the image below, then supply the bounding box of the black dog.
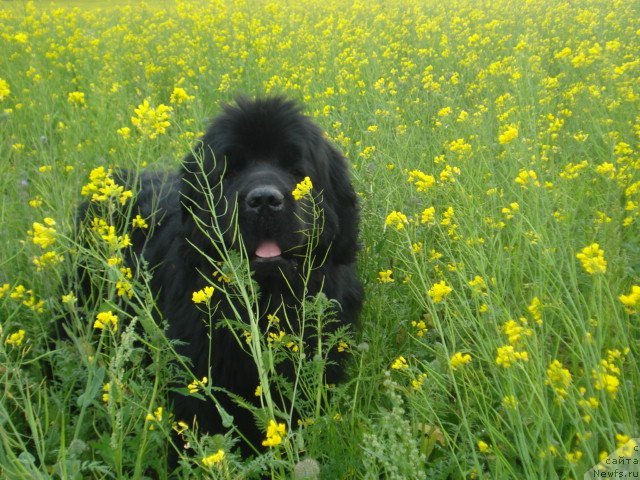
[86,97,363,455]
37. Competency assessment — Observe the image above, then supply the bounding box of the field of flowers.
[1,0,639,478]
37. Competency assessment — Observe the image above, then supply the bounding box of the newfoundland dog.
[80,96,362,454]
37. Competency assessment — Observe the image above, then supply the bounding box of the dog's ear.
[323,142,360,265]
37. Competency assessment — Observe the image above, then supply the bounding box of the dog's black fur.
[81,97,363,453]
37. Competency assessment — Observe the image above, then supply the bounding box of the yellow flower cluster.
[498,124,519,145]
[192,286,215,304]
[169,86,195,105]
[411,319,428,337]
[32,251,64,271]
[262,419,286,447]
[3,284,45,313]
[545,360,572,401]
[450,352,472,370]
[26,218,64,271]
[94,311,119,331]
[131,214,149,229]
[495,345,529,368]
[377,269,394,283]
[501,318,532,346]
[292,176,313,200]
[428,280,453,303]
[81,167,133,205]
[145,406,164,430]
[385,210,409,230]
[67,91,86,106]
[390,355,408,370]
[468,275,487,294]
[576,243,607,275]
[618,285,640,314]
[5,329,26,347]
[130,99,173,139]
[591,349,627,399]
[407,169,436,192]
[90,218,131,250]
[28,218,57,249]
[187,376,208,394]
[514,169,541,189]
[202,449,225,467]
[0,77,9,101]
[411,372,428,390]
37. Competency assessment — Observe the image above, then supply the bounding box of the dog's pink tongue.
[255,240,282,258]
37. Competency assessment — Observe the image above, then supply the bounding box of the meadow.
[1,0,639,478]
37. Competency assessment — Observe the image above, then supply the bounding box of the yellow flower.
[187,376,208,394]
[173,421,189,436]
[420,207,436,225]
[527,296,543,324]
[390,355,409,370]
[67,91,86,106]
[619,285,640,314]
[145,406,164,430]
[514,169,541,188]
[385,210,409,230]
[262,420,286,447]
[407,372,425,391]
[468,275,487,294]
[254,385,262,397]
[6,329,26,347]
[450,352,472,370]
[192,286,215,304]
[502,395,518,409]
[428,280,453,303]
[501,318,532,345]
[592,366,620,398]
[28,218,57,249]
[132,214,149,229]
[202,449,225,467]
[94,311,118,331]
[498,124,519,144]
[377,269,394,283]
[170,86,195,105]
[116,280,133,298]
[0,78,10,101]
[117,127,131,139]
[495,345,529,368]
[407,169,436,191]
[81,167,132,205]
[131,99,173,139]
[566,450,582,464]
[292,176,313,200]
[576,243,607,274]
[411,319,428,337]
[102,382,111,403]
[545,360,572,400]
[32,251,64,271]
[448,138,472,155]
[477,440,491,453]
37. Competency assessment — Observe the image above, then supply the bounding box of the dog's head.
[181,96,358,278]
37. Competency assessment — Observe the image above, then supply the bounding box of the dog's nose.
[246,186,284,212]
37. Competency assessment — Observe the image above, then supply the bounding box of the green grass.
[1,0,639,478]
